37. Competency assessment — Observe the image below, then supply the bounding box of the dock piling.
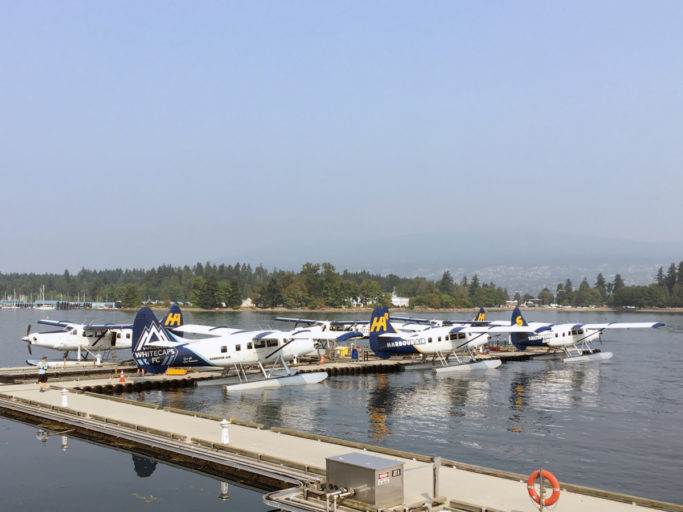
[220,418,231,444]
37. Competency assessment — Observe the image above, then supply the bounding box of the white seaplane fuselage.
[183,331,316,367]
[23,325,132,353]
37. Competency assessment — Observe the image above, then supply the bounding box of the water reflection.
[34,428,69,450]
[218,481,230,501]
[506,362,602,434]
[367,373,392,440]
[132,455,157,477]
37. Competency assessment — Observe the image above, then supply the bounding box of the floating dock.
[0,370,680,512]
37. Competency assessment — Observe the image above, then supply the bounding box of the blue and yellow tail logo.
[161,305,183,328]
[164,313,181,327]
[370,312,389,333]
[511,307,527,326]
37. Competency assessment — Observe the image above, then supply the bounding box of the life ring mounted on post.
[527,469,561,506]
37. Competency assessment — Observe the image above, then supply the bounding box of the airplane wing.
[170,324,245,336]
[37,319,77,328]
[291,330,364,341]
[274,317,321,325]
[391,316,434,325]
[580,322,665,330]
[330,320,370,327]
[485,325,550,334]
[83,323,132,331]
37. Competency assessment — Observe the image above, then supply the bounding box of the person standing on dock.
[37,356,48,392]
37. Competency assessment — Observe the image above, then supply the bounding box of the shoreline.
[132,305,683,314]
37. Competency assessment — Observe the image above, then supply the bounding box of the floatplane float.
[132,307,362,391]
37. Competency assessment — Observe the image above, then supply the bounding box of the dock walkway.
[1,374,680,512]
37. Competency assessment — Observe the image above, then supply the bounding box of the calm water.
[1,308,682,506]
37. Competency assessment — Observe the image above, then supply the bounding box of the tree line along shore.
[2,260,682,310]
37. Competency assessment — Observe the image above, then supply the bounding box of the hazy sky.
[2,1,681,274]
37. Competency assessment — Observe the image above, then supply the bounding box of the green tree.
[438,271,454,295]
[282,280,308,308]
[538,288,554,305]
[439,293,455,308]
[359,279,384,306]
[575,278,602,306]
[469,274,480,298]
[595,273,607,302]
[226,279,242,309]
[121,284,140,308]
[255,274,284,308]
[217,281,232,308]
[555,283,565,304]
[198,274,219,309]
[665,263,677,292]
[189,276,205,306]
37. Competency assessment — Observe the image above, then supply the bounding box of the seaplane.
[506,307,665,362]
[22,305,184,364]
[367,307,525,373]
[132,307,361,391]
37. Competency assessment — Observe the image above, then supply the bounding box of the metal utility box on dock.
[326,453,404,508]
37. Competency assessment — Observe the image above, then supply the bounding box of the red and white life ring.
[527,469,561,506]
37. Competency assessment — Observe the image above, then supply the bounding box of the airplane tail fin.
[132,307,180,374]
[160,304,183,330]
[509,306,529,350]
[368,306,397,360]
[473,307,486,322]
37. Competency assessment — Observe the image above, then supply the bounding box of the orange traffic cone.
[320,354,325,365]
[119,370,125,382]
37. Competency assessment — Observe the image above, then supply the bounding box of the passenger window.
[221,346,227,353]
[266,339,278,348]
[235,344,241,352]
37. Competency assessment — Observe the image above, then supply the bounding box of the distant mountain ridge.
[220,230,681,295]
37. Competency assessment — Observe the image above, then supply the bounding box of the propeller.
[25,324,32,355]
